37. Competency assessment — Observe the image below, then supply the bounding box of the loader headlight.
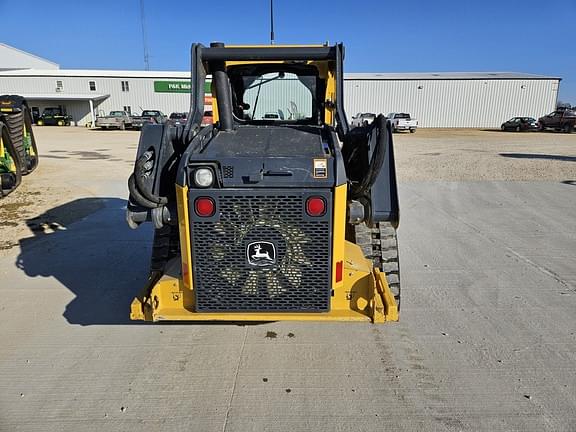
[193,167,214,188]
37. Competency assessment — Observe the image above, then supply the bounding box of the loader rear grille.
[190,191,331,312]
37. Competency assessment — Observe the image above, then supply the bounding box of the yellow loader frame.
[131,185,398,323]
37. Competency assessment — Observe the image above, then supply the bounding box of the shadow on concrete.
[89,128,141,133]
[16,197,152,325]
[480,129,539,133]
[561,180,576,186]
[499,153,576,162]
[15,198,270,327]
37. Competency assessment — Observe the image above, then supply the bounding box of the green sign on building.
[154,81,191,93]
[153,81,212,93]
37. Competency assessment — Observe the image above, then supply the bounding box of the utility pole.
[270,0,275,45]
[140,0,150,70]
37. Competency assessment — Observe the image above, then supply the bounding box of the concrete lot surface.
[0,127,575,431]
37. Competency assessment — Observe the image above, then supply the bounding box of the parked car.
[130,114,145,129]
[350,112,376,127]
[500,117,539,132]
[168,112,188,126]
[538,110,576,133]
[201,109,213,127]
[387,112,418,133]
[141,110,167,124]
[36,107,72,126]
[263,112,281,120]
[95,110,133,130]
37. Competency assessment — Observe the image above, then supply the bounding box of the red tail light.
[335,260,343,282]
[306,197,326,217]
[194,197,215,217]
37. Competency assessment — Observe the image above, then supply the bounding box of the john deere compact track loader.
[0,95,39,198]
[127,43,400,323]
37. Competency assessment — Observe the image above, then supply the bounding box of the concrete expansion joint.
[221,326,248,432]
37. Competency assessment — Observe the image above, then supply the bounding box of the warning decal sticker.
[313,159,327,179]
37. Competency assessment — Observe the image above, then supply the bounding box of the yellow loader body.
[131,242,398,323]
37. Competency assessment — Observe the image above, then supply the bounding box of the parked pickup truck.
[538,110,575,133]
[350,112,376,128]
[139,110,167,127]
[95,111,133,130]
[168,112,188,126]
[387,112,418,133]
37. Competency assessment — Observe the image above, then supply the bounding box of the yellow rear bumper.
[131,241,398,323]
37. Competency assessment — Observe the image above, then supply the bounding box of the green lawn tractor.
[36,107,72,126]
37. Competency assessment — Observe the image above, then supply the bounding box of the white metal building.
[0,43,561,128]
[344,73,560,128]
[0,68,191,127]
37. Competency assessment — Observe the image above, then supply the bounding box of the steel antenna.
[140,0,150,70]
[270,0,275,44]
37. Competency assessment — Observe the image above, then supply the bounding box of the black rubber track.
[149,225,181,275]
[354,221,401,309]
[3,112,27,175]
[3,110,38,175]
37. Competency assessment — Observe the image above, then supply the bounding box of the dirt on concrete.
[0,127,138,256]
[394,128,576,181]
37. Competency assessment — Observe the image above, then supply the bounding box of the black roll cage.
[184,43,350,140]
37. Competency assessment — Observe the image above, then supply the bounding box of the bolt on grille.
[191,193,331,312]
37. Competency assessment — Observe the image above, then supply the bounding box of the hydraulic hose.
[349,114,388,199]
[128,173,162,208]
[129,150,168,208]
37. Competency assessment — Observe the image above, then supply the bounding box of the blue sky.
[1,0,575,102]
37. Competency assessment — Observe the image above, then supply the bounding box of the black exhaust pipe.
[210,42,234,132]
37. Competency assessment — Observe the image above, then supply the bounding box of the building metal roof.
[0,43,60,70]
[345,72,561,81]
[0,69,190,79]
[15,93,110,102]
[0,69,561,81]
[0,44,563,82]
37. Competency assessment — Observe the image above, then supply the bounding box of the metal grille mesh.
[192,193,331,312]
